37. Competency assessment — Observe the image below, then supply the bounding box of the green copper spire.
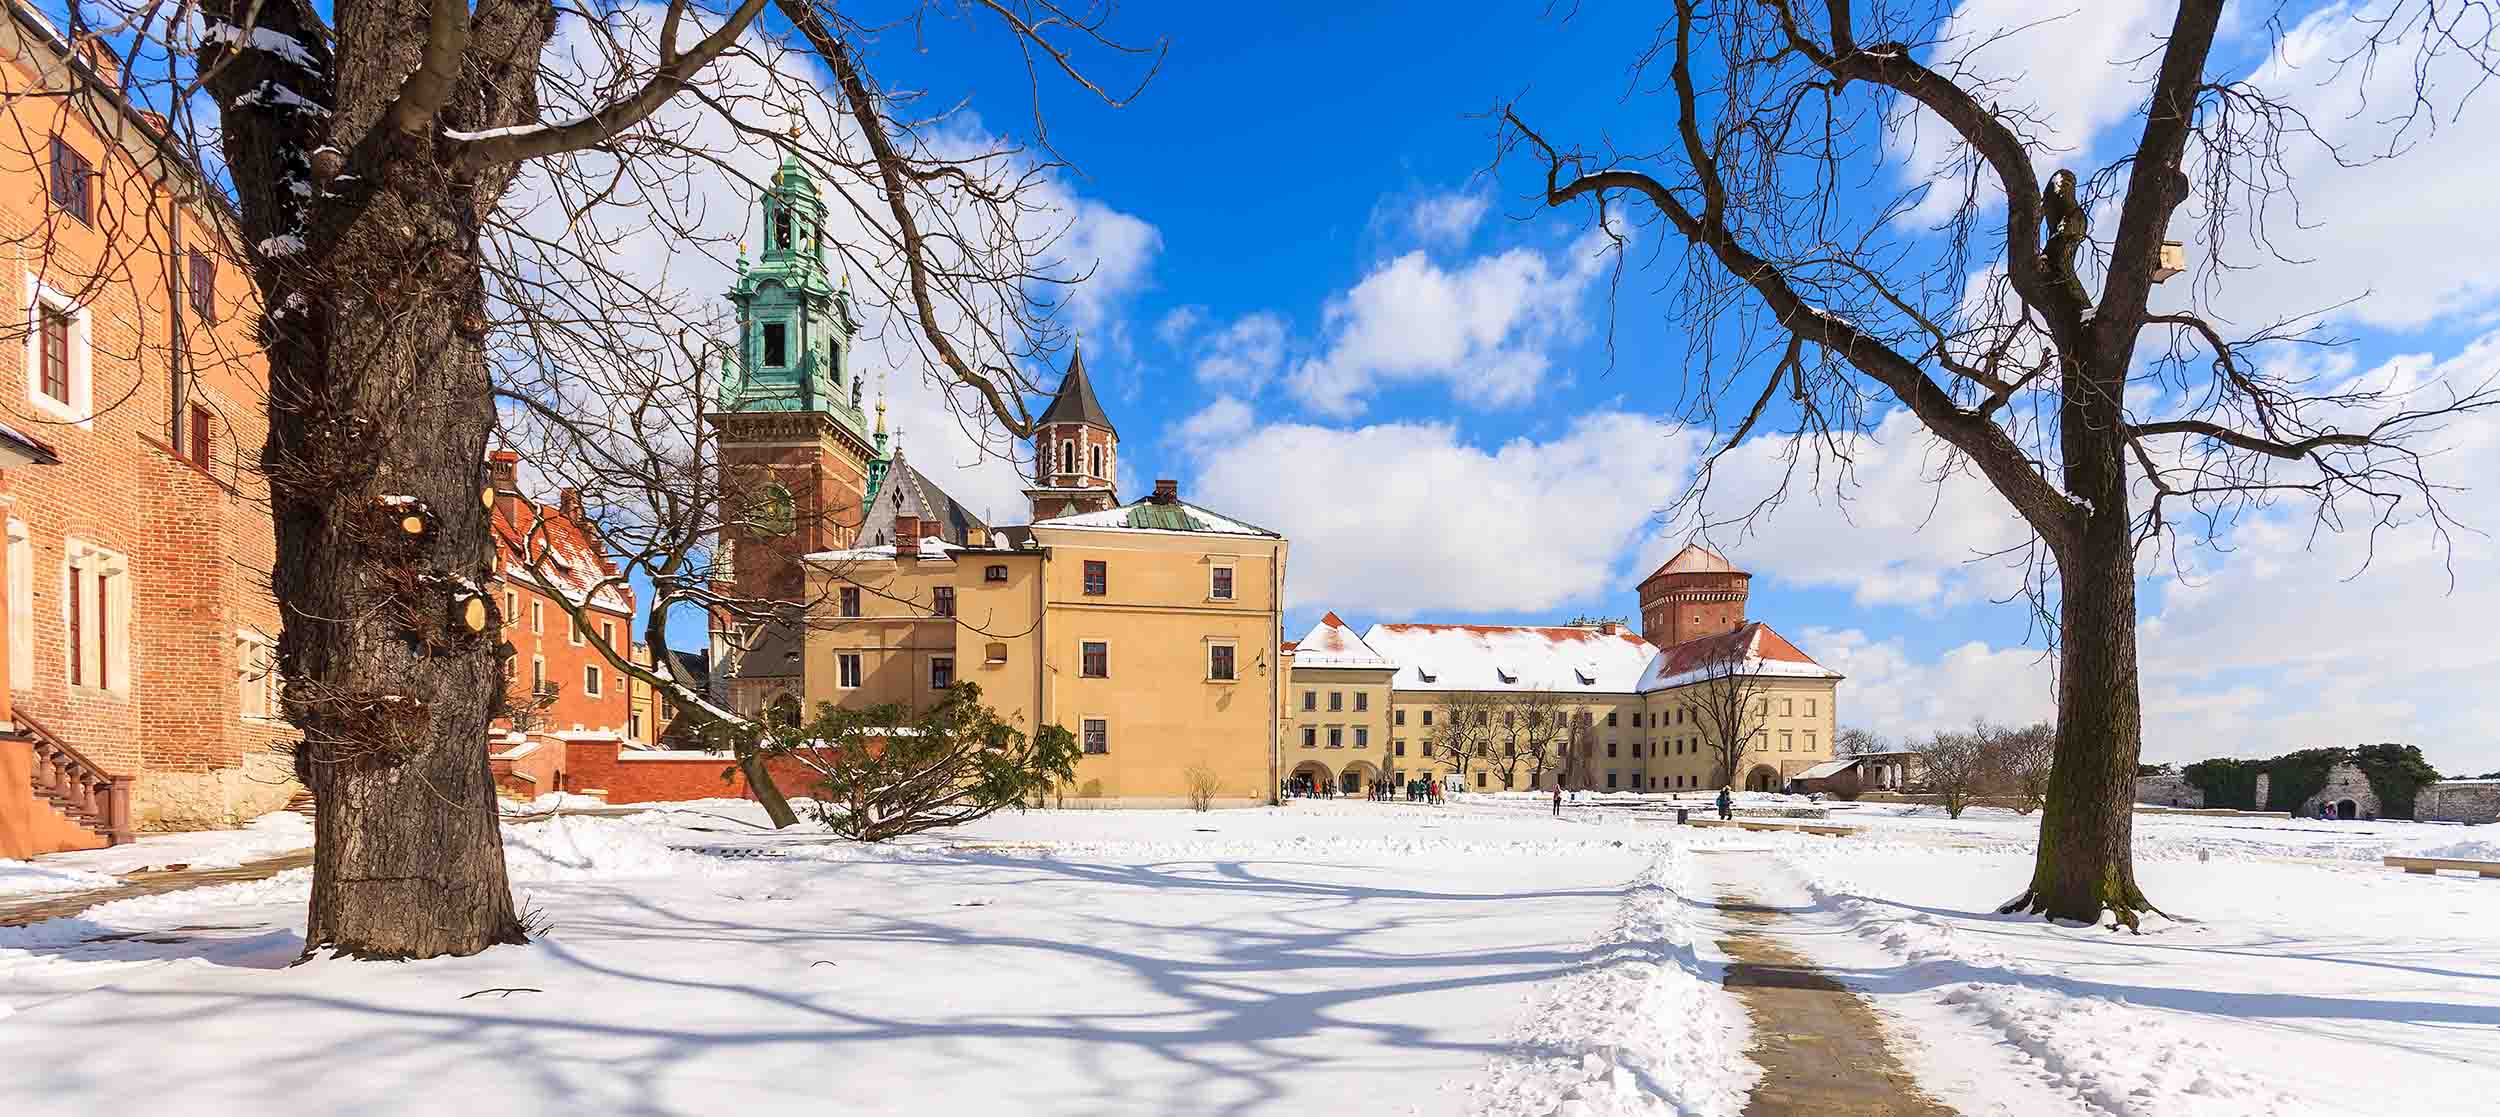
[715,146,870,445]
[865,388,891,502]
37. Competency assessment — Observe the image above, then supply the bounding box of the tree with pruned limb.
[41,0,1169,960]
[1684,644,1771,791]
[1497,0,2499,925]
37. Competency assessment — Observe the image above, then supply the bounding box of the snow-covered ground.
[3,794,2495,1115]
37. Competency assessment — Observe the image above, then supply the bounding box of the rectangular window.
[1782,698,1795,716]
[187,403,213,467]
[504,591,517,627]
[569,616,583,645]
[1394,708,1406,726]
[837,653,862,688]
[1607,772,1619,790]
[1082,560,1107,595]
[930,656,954,689]
[1328,727,1343,748]
[1354,727,1368,748]
[1781,730,1794,751]
[63,545,129,692]
[1082,718,1109,755]
[600,620,614,647]
[65,568,80,686]
[532,656,546,692]
[49,136,91,224]
[1422,710,1433,725]
[1607,711,1618,726]
[1806,698,1818,718]
[839,586,861,617]
[1394,739,1406,757]
[1631,742,1642,758]
[188,250,216,322]
[932,586,956,617]
[1302,690,1316,711]
[1328,691,1343,712]
[985,564,1009,583]
[1081,640,1108,678]
[584,663,603,696]
[1303,727,1317,748]
[5,520,26,688]
[236,634,279,720]
[38,305,71,404]
[1209,565,1234,600]
[1208,644,1235,681]
[762,322,788,367]
[1804,730,1817,752]
[1354,692,1368,712]
[530,600,543,634]
[1606,741,1619,758]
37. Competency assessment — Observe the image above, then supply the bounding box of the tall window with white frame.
[1082,718,1108,755]
[1209,564,1233,601]
[584,662,603,697]
[1081,640,1108,678]
[930,655,954,690]
[837,652,863,689]
[64,541,128,692]
[1208,643,1235,681]
[5,520,27,690]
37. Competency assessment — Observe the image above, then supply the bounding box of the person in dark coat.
[1716,786,1733,821]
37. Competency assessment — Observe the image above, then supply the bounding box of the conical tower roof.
[1037,345,1116,434]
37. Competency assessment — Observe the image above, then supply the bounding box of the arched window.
[1060,439,1076,476]
[1090,444,1104,477]
[772,211,793,249]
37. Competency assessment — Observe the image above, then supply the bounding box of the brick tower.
[1023,344,1121,521]
[707,149,879,604]
[1637,543,1751,648]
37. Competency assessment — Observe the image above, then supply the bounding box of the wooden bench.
[1683,817,1856,837]
[2384,855,2500,879]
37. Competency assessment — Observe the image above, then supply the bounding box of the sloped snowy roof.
[1291,612,1396,671]
[1032,497,1279,537]
[806,535,961,563]
[1795,758,1857,781]
[1361,623,1658,693]
[1359,620,1839,695]
[1635,623,1842,691]
[494,498,634,615]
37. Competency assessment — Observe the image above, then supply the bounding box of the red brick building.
[487,450,635,739]
[1,8,297,845]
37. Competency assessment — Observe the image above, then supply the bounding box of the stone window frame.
[584,661,603,697]
[236,628,281,722]
[62,537,130,696]
[24,274,93,427]
[1081,717,1109,755]
[1080,639,1109,678]
[1205,639,1236,683]
[5,517,27,688]
[836,652,863,689]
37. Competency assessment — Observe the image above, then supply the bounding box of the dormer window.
[763,322,788,367]
[1495,668,1517,685]
[1574,668,1596,686]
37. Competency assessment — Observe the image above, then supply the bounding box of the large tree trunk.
[737,737,800,828]
[206,0,551,959]
[2006,351,2155,926]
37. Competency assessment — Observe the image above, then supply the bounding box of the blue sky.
[801,1,2500,773]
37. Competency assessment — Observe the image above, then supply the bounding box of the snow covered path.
[0,804,1686,1117]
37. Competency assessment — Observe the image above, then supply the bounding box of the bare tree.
[24,0,1167,959]
[1508,693,1576,790]
[502,680,562,736]
[1426,692,1500,787]
[1834,726,1885,758]
[1685,643,1772,790]
[1984,720,2059,814]
[1920,728,1992,820]
[1498,1,2499,924]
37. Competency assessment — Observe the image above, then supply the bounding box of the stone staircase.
[11,711,132,849]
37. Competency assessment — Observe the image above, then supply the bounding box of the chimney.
[487,450,521,494]
[967,525,989,548]
[1150,478,1179,504]
[73,33,120,87]
[1600,621,1620,636]
[892,515,919,556]
[558,487,584,523]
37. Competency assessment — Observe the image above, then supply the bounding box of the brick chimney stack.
[892,515,920,556]
[1150,479,1179,504]
[487,450,521,494]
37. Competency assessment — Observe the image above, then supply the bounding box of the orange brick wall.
[561,737,823,805]
[494,577,633,735]
[0,22,297,828]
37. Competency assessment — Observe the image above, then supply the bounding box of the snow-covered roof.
[1635,623,1843,691]
[1290,612,1396,671]
[1361,623,1659,693]
[1795,758,1857,781]
[0,418,59,466]
[1032,496,1279,537]
[806,535,960,563]
[1359,620,1839,695]
[493,496,634,615]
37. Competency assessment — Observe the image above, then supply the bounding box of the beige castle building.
[1290,545,1841,796]
[796,355,1289,807]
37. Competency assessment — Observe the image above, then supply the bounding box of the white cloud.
[1175,395,1254,447]
[1190,312,1289,392]
[1187,411,1695,617]
[1156,304,1205,347]
[1407,190,1491,247]
[1286,231,1612,417]
[1653,409,2036,609]
[1802,627,2058,742]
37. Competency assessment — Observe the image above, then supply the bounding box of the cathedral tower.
[1637,543,1751,649]
[709,150,880,605]
[1023,345,1120,521]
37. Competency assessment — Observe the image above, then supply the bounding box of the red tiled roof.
[493,498,633,615]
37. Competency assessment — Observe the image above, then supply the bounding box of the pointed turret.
[1023,343,1121,522]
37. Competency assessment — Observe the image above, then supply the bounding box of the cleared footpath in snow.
[0,801,1754,1117]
